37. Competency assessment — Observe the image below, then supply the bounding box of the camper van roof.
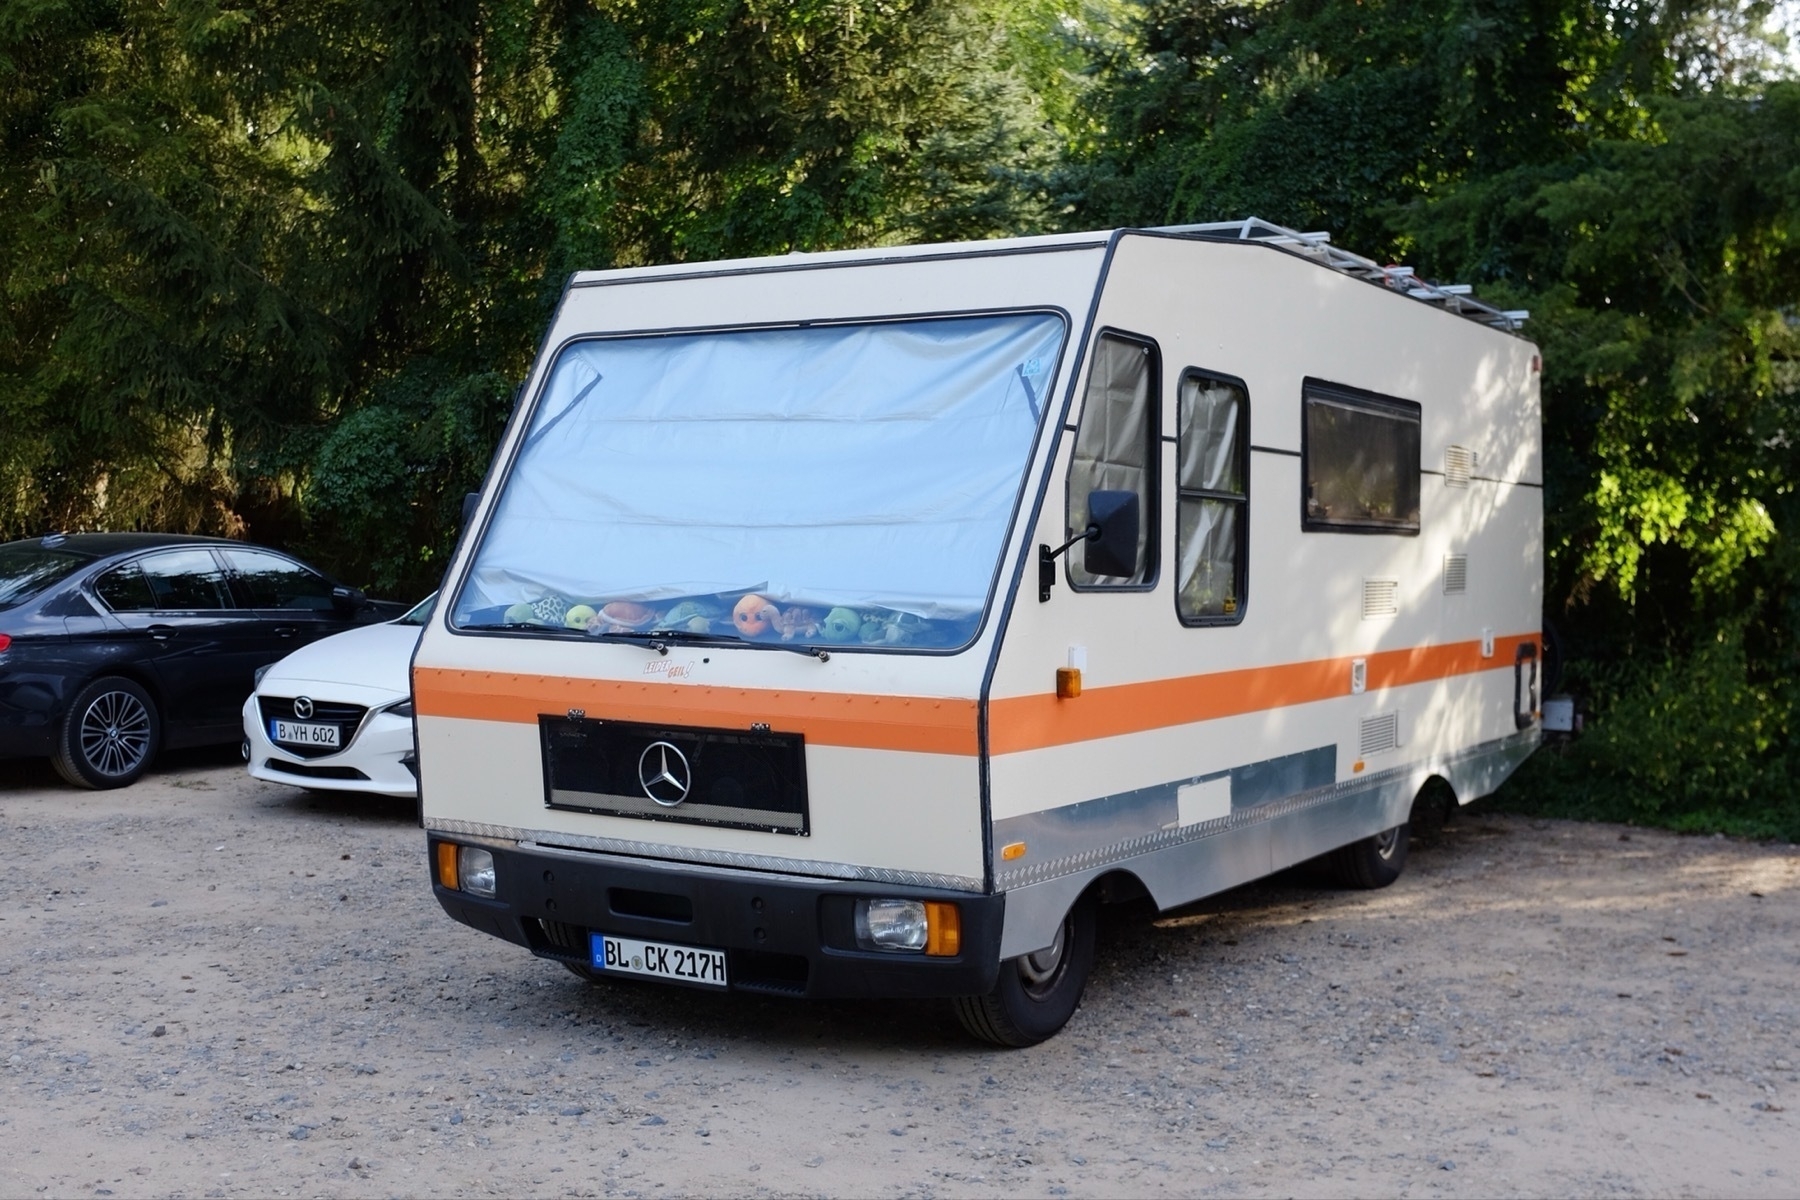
[569,217,1527,333]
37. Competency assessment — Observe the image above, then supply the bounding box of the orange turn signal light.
[1001,841,1027,861]
[1056,666,1082,699]
[924,901,962,957]
[435,842,459,889]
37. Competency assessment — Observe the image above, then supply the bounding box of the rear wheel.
[1326,822,1409,889]
[954,893,1097,1047]
[52,676,161,789]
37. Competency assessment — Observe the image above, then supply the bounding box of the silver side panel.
[996,730,1538,958]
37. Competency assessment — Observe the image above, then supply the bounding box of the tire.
[1326,822,1409,889]
[954,893,1097,1047]
[52,676,162,789]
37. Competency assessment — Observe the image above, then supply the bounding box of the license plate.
[590,933,728,989]
[271,719,339,748]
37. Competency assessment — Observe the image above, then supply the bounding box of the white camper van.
[417,220,1543,1046]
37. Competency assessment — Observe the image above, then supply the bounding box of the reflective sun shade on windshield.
[452,312,1066,650]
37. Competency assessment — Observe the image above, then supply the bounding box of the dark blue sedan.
[0,533,401,788]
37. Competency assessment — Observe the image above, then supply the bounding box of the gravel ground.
[1,750,1795,1199]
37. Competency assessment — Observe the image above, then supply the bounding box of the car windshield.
[0,542,92,610]
[451,312,1066,651]
[394,592,438,626]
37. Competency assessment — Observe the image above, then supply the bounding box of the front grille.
[541,716,809,835]
[263,759,370,781]
[258,696,369,759]
[532,918,590,961]
[729,950,809,995]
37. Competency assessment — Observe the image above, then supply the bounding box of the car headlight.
[854,898,962,955]
[382,698,415,718]
[253,663,273,687]
[435,843,497,897]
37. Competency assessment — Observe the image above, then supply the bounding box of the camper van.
[417,220,1542,1046]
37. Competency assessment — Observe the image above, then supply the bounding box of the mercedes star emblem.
[638,741,692,807]
[293,696,314,720]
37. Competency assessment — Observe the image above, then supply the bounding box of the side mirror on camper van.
[1082,489,1140,579]
[1037,489,1142,601]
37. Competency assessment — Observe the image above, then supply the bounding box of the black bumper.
[429,836,1003,1000]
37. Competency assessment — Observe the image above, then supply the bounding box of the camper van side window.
[1176,371,1249,624]
[1067,332,1159,588]
[1301,381,1421,535]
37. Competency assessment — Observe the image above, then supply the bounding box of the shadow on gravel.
[473,821,1515,1056]
[0,741,245,792]
[275,786,419,826]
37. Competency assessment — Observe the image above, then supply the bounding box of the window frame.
[1174,367,1251,628]
[104,548,239,613]
[217,546,337,611]
[1063,327,1162,594]
[447,305,1075,657]
[1299,378,1423,537]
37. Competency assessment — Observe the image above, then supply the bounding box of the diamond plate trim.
[423,816,986,894]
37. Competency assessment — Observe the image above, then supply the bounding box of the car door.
[216,547,361,654]
[92,550,260,741]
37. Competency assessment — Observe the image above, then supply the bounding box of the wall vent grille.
[1360,712,1400,756]
[1362,578,1399,619]
[1443,554,1468,594]
[1445,445,1476,487]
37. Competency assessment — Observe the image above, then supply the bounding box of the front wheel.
[52,676,162,789]
[953,893,1097,1047]
[1326,822,1409,889]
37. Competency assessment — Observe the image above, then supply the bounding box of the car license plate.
[590,932,728,989]
[271,719,339,749]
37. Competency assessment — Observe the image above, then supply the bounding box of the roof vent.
[1445,445,1476,487]
[1362,579,1399,620]
[1360,711,1400,756]
[1443,554,1468,595]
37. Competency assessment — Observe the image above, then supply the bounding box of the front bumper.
[242,693,418,798]
[428,836,1004,1000]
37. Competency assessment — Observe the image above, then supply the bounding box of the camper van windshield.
[451,312,1066,651]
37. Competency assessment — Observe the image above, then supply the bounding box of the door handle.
[148,624,176,641]
[274,625,298,639]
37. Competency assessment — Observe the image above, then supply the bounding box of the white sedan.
[242,593,433,798]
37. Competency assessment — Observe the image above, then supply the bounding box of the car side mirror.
[331,585,367,613]
[461,492,481,530]
[1082,489,1140,579]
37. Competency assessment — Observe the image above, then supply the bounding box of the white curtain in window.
[1068,335,1152,584]
[1177,498,1238,619]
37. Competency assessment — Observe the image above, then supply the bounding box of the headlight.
[457,847,496,897]
[383,698,415,718]
[253,663,273,687]
[854,898,962,955]
[855,899,928,951]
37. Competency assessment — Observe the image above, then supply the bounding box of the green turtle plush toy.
[821,606,862,642]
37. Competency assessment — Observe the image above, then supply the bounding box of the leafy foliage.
[0,0,1070,596]
[1,0,1797,831]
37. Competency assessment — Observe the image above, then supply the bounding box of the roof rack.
[1152,216,1528,332]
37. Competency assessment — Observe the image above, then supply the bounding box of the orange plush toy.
[732,593,778,637]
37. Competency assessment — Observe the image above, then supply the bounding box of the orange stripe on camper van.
[411,667,983,755]
[986,633,1540,755]
[413,632,1537,757]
